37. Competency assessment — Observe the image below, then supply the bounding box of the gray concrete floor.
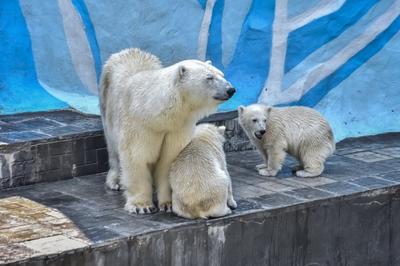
[0,133,400,264]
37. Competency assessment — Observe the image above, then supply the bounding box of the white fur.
[170,124,237,219]
[238,104,335,178]
[99,48,234,214]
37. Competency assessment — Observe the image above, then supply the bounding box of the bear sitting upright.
[99,48,235,214]
[170,123,237,219]
[238,104,335,178]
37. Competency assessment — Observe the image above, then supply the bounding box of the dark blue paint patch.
[285,0,379,73]
[197,0,207,9]
[71,0,102,80]
[295,15,400,107]
[206,0,225,70]
[218,0,275,111]
[0,1,68,114]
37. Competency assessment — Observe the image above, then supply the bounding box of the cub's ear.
[238,105,245,115]
[205,60,212,65]
[265,106,272,114]
[217,126,226,135]
[178,65,186,80]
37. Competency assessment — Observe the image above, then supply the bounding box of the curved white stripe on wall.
[221,0,252,67]
[19,0,87,95]
[198,0,217,60]
[259,0,400,106]
[258,0,346,105]
[58,0,98,95]
[39,81,100,114]
[282,0,396,92]
[315,30,400,140]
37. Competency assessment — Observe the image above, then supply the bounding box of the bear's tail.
[98,48,162,116]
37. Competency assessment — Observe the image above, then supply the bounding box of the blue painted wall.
[0,0,399,140]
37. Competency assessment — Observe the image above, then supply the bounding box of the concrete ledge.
[0,110,251,189]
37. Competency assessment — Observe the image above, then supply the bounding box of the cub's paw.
[124,202,157,214]
[105,180,121,191]
[258,168,278,177]
[255,163,267,170]
[295,170,320,178]
[158,201,172,212]
[228,198,237,210]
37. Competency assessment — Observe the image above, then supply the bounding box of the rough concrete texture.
[1,132,400,265]
[0,196,89,264]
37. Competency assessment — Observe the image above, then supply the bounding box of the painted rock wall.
[0,0,399,140]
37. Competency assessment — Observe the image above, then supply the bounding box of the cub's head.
[238,104,271,140]
[195,123,226,145]
[176,60,235,109]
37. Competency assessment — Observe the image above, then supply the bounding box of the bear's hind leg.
[296,158,324,178]
[227,179,237,209]
[296,147,330,178]
[105,147,122,190]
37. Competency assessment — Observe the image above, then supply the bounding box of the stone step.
[0,110,249,189]
[1,135,400,265]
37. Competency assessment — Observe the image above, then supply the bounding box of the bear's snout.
[226,87,236,98]
[254,130,266,139]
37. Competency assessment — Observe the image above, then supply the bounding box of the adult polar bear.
[99,48,235,214]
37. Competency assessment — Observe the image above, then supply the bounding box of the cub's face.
[238,104,270,140]
[177,60,235,107]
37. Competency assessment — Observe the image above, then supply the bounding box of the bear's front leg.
[254,141,268,171]
[258,146,286,177]
[119,132,163,214]
[154,129,193,212]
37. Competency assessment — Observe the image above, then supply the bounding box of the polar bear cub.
[238,104,335,178]
[169,124,237,219]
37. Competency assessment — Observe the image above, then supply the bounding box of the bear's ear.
[238,105,245,115]
[265,106,272,114]
[178,65,186,80]
[217,126,226,135]
[205,60,212,65]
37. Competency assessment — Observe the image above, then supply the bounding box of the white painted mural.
[0,0,399,140]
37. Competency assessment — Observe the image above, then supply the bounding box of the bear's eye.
[252,119,257,123]
[206,74,214,80]
[263,119,267,122]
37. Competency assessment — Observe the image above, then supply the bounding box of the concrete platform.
[0,110,249,189]
[1,133,400,265]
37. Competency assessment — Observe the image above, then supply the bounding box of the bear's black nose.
[259,130,266,135]
[226,87,236,97]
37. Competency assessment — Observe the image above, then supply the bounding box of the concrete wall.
[0,0,399,140]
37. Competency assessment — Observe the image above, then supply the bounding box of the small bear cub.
[238,104,335,178]
[169,123,237,219]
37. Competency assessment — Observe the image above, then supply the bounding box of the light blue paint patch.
[0,1,67,114]
[73,0,102,80]
[84,0,204,66]
[315,29,400,141]
[295,15,400,108]
[287,0,322,18]
[218,0,275,111]
[285,0,379,73]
